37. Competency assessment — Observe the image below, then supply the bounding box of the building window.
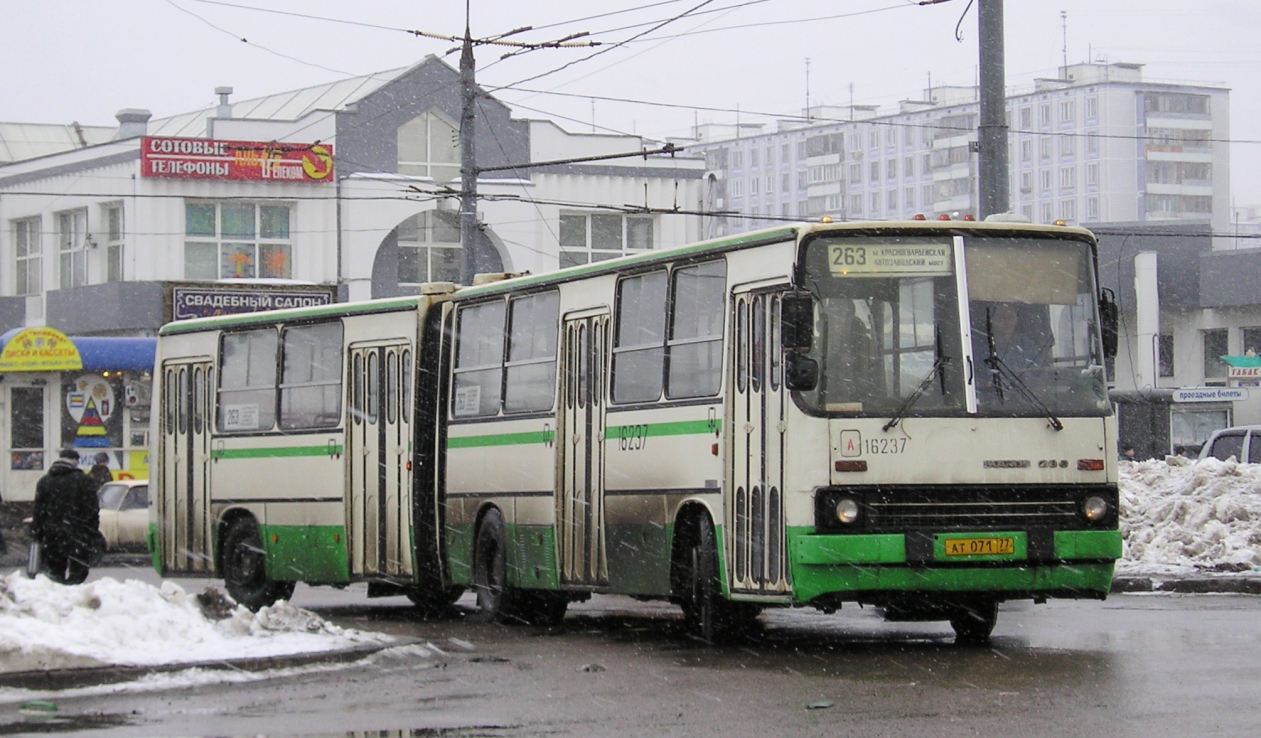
[782,173,791,191]
[922,184,933,206]
[14,217,41,296]
[58,209,88,289]
[1086,163,1099,187]
[1039,104,1051,126]
[870,192,881,212]
[184,203,292,280]
[10,387,45,469]
[1086,196,1100,221]
[1086,132,1099,156]
[1040,169,1053,191]
[782,143,790,161]
[1041,202,1054,223]
[397,109,460,182]
[1060,166,1076,189]
[905,187,915,209]
[1020,139,1032,163]
[922,153,931,173]
[1203,329,1229,383]
[750,148,759,167]
[1060,199,1076,222]
[869,161,879,182]
[1060,100,1076,124]
[887,159,897,180]
[750,178,759,195]
[1158,334,1175,378]
[1019,107,1032,130]
[1060,134,1076,157]
[869,131,879,149]
[105,205,124,282]
[731,151,743,169]
[558,212,653,268]
[1021,204,1034,220]
[886,189,897,211]
[1020,171,1033,193]
[398,210,461,284]
[904,156,914,178]
[1040,137,1052,160]
[1085,97,1098,120]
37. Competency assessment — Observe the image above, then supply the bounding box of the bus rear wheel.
[950,600,999,644]
[222,517,295,612]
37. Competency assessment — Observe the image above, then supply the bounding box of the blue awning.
[0,328,156,373]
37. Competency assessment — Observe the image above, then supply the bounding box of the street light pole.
[459,23,479,285]
[977,0,1009,219]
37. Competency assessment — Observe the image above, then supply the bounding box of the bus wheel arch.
[219,512,295,611]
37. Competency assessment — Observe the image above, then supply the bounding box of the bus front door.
[729,291,791,596]
[557,312,609,586]
[159,360,214,573]
[347,342,413,578]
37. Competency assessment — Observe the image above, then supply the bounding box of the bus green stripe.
[605,419,721,439]
[448,430,555,449]
[212,444,343,460]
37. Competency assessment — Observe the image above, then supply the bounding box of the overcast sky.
[5,0,1259,206]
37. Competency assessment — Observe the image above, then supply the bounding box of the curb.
[0,638,415,692]
[1111,576,1261,595]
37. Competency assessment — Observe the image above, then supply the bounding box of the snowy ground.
[0,573,393,676]
[0,456,1256,684]
[1119,456,1261,577]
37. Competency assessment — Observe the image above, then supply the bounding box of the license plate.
[943,537,1015,556]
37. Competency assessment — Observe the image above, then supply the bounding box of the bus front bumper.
[787,529,1121,604]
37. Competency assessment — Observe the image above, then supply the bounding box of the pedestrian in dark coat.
[31,448,100,584]
[88,451,113,491]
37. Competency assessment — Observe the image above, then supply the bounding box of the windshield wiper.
[884,328,950,432]
[982,308,1063,431]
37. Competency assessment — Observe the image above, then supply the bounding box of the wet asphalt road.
[6,565,1261,737]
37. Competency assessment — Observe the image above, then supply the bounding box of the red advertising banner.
[140,137,334,183]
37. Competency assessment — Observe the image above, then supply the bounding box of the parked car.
[98,480,149,552]
[1198,426,1261,463]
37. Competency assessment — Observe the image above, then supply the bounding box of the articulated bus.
[152,219,1122,642]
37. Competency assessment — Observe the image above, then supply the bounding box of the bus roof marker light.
[913,214,927,221]
[820,216,833,223]
[962,214,976,221]
[938,214,951,221]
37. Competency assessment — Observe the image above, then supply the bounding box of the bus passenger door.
[159,360,214,573]
[347,342,413,578]
[557,312,609,586]
[728,291,791,596]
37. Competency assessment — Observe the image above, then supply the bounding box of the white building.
[688,62,1229,236]
[0,56,704,499]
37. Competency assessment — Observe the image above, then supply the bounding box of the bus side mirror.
[1100,288,1119,359]
[781,294,814,352]
[785,354,819,391]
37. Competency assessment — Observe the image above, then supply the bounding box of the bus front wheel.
[950,600,999,644]
[222,517,295,612]
[682,517,757,644]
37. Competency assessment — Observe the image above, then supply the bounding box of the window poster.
[62,373,124,450]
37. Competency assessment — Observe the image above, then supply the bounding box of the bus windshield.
[798,233,1108,419]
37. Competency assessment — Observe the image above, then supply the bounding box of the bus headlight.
[1082,495,1109,522]
[835,498,861,525]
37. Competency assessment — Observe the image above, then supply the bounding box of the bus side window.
[353,353,363,424]
[612,271,667,403]
[504,291,560,413]
[218,329,278,432]
[452,300,506,417]
[667,260,726,399]
[279,322,343,430]
[401,350,412,423]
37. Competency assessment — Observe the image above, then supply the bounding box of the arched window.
[397,211,461,284]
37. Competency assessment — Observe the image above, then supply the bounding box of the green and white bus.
[152,219,1122,642]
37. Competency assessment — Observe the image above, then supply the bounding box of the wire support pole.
[459,23,480,286]
[977,0,1009,219]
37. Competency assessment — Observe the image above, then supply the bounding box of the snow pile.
[0,573,392,674]
[1120,456,1261,575]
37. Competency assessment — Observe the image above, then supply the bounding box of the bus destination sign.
[828,243,952,276]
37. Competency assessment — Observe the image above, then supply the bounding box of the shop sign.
[0,327,82,372]
[141,137,334,183]
[172,286,335,320]
[1173,387,1250,403]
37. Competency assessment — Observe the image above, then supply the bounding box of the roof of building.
[0,121,117,165]
[0,59,428,165]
